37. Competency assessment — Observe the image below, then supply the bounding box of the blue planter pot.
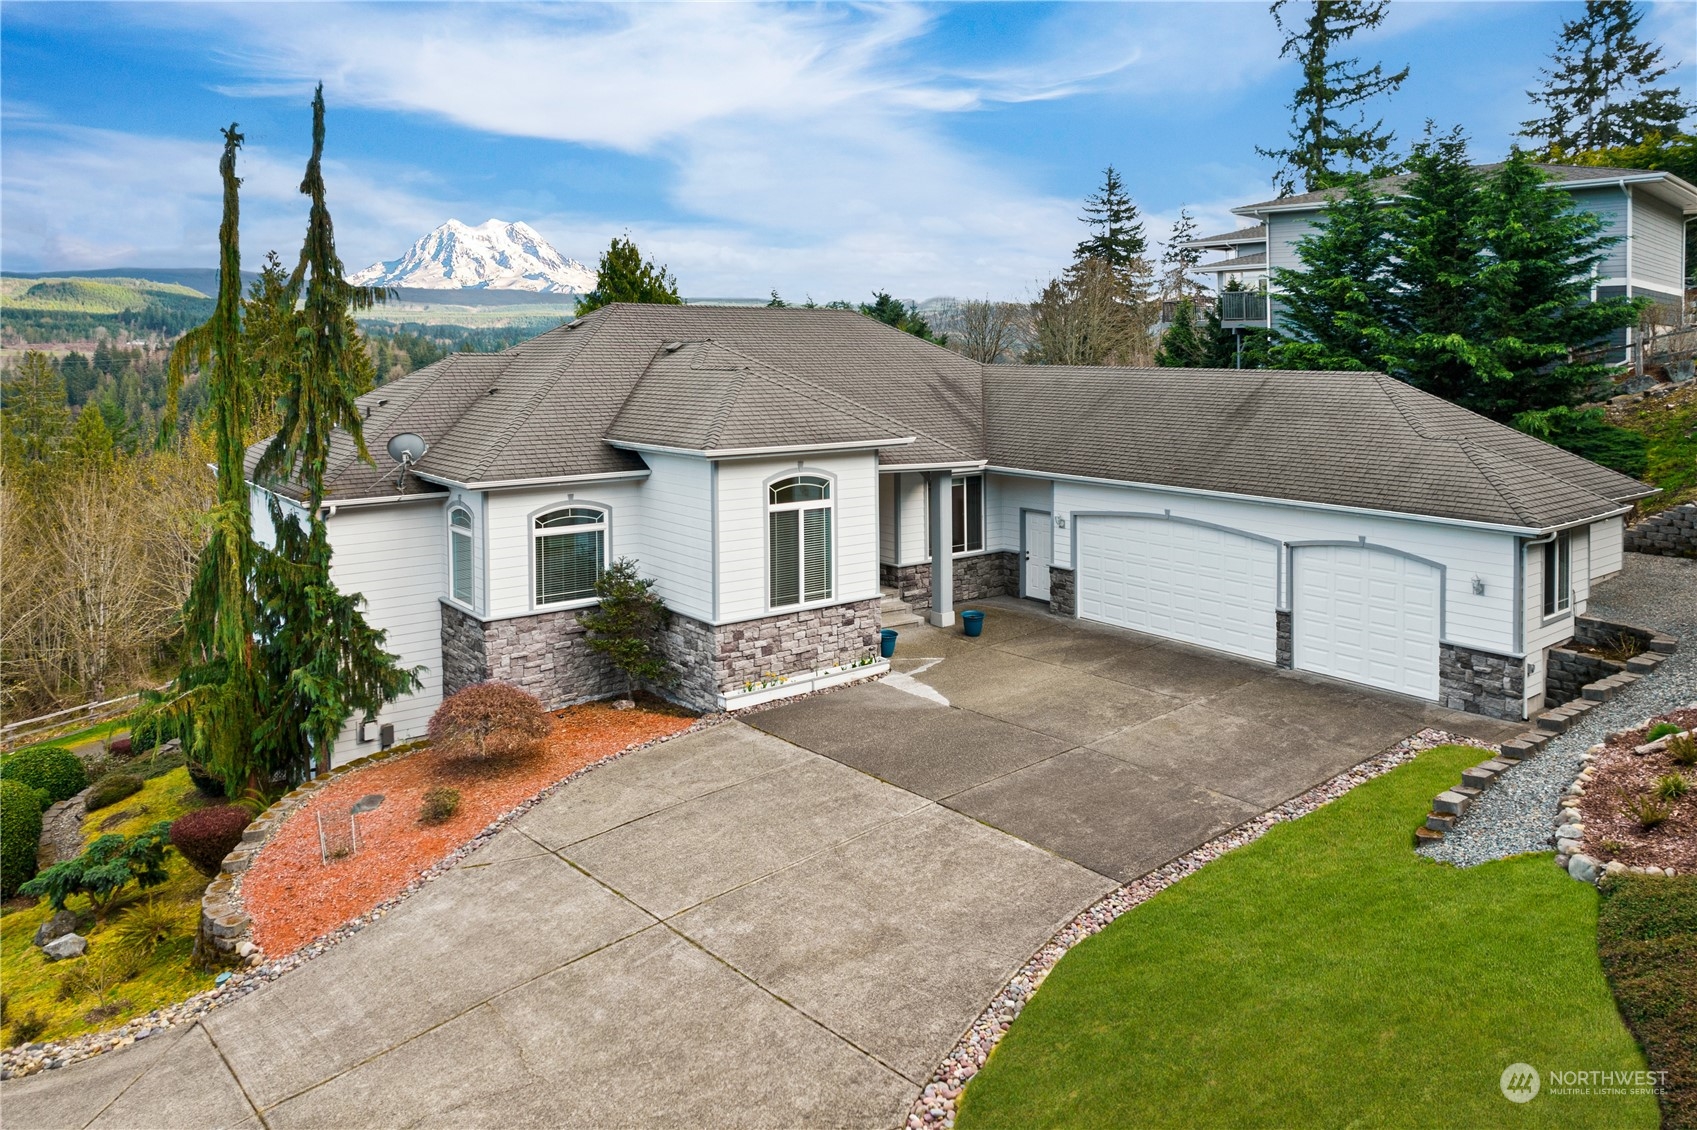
[880,628,898,658]
[961,610,985,637]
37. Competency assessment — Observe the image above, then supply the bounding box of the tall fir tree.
[253,85,418,780]
[155,125,267,796]
[1521,1,1693,152]
[1159,209,1205,301]
[1268,178,1400,371]
[576,235,682,314]
[1075,166,1147,273]
[1,352,71,469]
[1258,1,1410,196]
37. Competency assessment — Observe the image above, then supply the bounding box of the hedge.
[0,778,45,896]
[0,746,88,805]
[169,806,250,877]
[86,773,145,812]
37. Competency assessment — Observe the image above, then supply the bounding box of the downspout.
[1621,179,1637,372]
[1517,530,1559,655]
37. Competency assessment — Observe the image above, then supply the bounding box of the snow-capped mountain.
[349,219,595,294]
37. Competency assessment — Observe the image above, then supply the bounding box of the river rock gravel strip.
[1421,554,1697,869]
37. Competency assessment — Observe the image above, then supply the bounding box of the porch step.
[882,611,924,628]
[880,587,923,627]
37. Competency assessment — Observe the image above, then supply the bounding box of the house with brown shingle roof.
[247,303,1653,765]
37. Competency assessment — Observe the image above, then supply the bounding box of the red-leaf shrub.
[427,682,552,762]
[169,805,251,877]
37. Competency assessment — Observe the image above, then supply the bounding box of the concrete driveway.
[3,600,1519,1129]
[750,598,1522,881]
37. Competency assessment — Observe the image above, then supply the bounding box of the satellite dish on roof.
[385,433,428,491]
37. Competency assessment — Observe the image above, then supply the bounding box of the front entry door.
[1023,511,1053,601]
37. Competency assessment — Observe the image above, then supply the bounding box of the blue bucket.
[880,628,898,658]
[961,610,985,637]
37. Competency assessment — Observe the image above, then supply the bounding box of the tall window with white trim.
[534,507,606,605]
[769,475,832,607]
[449,507,474,604]
[952,474,984,553]
[1542,531,1572,617]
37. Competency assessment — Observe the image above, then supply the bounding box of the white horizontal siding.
[322,503,447,766]
[890,471,930,566]
[1591,516,1624,582]
[635,453,714,622]
[1051,479,1519,655]
[483,481,644,621]
[1568,187,1629,279]
[717,452,880,623]
[1632,193,1686,297]
[879,473,897,565]
[987,473,1052,552]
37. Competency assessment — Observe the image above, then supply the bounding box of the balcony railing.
[1219,291,1268,324]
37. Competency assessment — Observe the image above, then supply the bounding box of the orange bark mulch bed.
[243,701,697,957]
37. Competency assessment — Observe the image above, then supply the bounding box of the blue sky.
[3,2,1693,300]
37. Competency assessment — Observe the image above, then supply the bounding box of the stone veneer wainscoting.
[879,553,1020,612]
[1439,643,1525,721]
[439,602,623,707]
[1049,566,1076,617]
[1275,610,1293,669]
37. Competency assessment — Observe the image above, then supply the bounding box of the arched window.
[768,476,831,608]
[534,506,606,605]
[449,507,474,605]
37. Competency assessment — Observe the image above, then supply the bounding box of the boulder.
[32,910,79,948]
[42,933,87,961]
[1568,854,1600,883]
[1604,860,1628,877]
[1556,838,1584,857]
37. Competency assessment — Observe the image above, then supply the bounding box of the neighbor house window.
[769,475,832,607]
[1542,531,1571,617]
[952,474,984,553]
[449,507,474,605]
[534,507,606,605]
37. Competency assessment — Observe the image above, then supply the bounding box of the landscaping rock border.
[906,726,1477,1130]
[1553,710,1694,885]
[1,713,726,1080]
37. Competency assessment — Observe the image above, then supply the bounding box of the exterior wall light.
[1472,576,1486,595]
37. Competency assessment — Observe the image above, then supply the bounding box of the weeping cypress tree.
[252,85,417,780]
[150,126,267,796]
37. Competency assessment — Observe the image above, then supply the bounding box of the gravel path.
[1422,552,1697,867]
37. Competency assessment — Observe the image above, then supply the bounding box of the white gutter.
[608,436,915,459]
[985,464,1635,537]
[878,459,988,473]
[412,469,651,491]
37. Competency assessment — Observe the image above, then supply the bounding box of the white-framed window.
[534,506,606,606]
[1542,531,1572,617]
[449,506,474,605]
[952,474,984,553]
[769,475,832,608]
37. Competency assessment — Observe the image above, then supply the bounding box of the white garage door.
[1076,517,1278,662]
[1293,544,1440,700]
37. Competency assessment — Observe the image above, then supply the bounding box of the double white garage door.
[1075,516,1440,701]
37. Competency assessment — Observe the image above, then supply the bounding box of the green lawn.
[1598,873,1697,1130]
[958,745,1657,1130]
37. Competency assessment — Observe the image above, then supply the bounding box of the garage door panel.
[1293,545,1440,701]
[1077,517,1277,662]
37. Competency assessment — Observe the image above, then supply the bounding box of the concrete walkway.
[4,603,1522,1129]
[3,724,1113,1130]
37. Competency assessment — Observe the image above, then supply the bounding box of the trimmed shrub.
[107,735,133,758]
[85,773,145,812]
[427,682,551,762]
[0,779,45,896]
[186,760,226,798]
[168,805,250,877]
[19,822,171,922]
[419,786,460,825]
[0,746,88,804]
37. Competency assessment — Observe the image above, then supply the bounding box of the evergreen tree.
[253,86,418,781]
[860,291,944,343]
[1521,1,1693,152]
[1258,1,1410,196]
[1269,178,1399,371]
[0,352,71,468]
[580,558,672,704]
[766,290,789,307]
[1159,209,1204,301]
[63,405,116,476]
[1154,299,1210,367]
[576,235,682,314]
[59,351,97,406]
[1075,166,1147,274]
[155,125,267,796]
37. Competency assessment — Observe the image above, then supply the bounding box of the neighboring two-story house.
[1185,164,1697,360]
[246,304,1652,768]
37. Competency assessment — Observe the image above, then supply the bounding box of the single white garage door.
[1292,544,1440,700]
[1076,517,1278,662]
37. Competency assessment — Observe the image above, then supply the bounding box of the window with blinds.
[534,507,606,605]
[769,476,831,608]
[449,507,474,604]
[952,474,984,553]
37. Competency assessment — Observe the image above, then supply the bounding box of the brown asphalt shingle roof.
[983,367,1650,529]
[249,305,1650,531]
